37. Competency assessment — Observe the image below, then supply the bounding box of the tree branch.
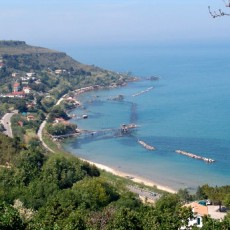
[208,6,230,18]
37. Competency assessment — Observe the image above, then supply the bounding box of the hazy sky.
[1,0,229,48]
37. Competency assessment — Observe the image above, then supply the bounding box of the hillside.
[0,41,230,229]
[0,40,132,140]
[0,40,132,100]
[0,40,112,74]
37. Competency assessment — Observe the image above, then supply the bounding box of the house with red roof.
[181,202,208,229]
[13,82,20,92]
[12,91,25,98]
[181,201,227,229]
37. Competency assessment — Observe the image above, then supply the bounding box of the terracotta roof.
[12,91,25,95]
[13,83,20,87]
[184,202,208,216]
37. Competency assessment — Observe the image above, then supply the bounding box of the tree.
[15,149,45,185]
[41,154,86,190]
[107,207,142,230]
[0,202,25,230]
[201,185,230,211]
[14,100,27,113]
[139,206,159,230]
[0,133,22,164]
[177,188,193,202]
[223,193,230,208]
[114,191,142,209]
[195,186,208,200]
[72,177,119,210]
[209,0,230,18]
[154,194,193,230]
[48,105,69,121]
[201,215,230,230]
[60,210,86,230]
[46,123,77,136]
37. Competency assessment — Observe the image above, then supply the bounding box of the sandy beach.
[53,86,177,194]
[80,158,176,194]
[70,86,177,194]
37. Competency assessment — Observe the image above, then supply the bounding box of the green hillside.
[0,40,131,98]
[0,41,230,229]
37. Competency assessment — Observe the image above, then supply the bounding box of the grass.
[42,128,67,155]
[24,129,37,144]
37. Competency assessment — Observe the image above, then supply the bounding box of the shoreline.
[58,84,177,194]
[80,157,176,194]
[68,85,177,194]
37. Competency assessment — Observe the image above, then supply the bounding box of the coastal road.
[56,93,67,105]
[37,120,54,153]
[37,93,68,153]
[1,111,17,138]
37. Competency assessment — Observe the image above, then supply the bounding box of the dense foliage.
[0,41,229,229]
[197,185,230,210]
[48,105,69,121]
[0,133,22,164]
[46,123,77,136]
[0,134,229,229]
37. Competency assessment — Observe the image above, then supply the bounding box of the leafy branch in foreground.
[209,0,230,18]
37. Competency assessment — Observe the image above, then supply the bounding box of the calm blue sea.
[63,43,230,191]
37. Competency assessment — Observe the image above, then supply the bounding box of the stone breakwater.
[132,87,154,97]
[138,140,156,151]
[175,150,215,163]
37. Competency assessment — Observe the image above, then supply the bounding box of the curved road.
[1,112,16,138]
[37,120,54,153]
[37,93,68,153]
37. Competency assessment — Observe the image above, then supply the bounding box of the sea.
[62,42,230,192]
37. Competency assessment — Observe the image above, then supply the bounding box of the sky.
[1,0,229,49]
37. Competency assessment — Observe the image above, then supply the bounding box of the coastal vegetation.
[0,40,230,229]
[1,133,229,229]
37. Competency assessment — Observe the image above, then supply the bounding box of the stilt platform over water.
[78,123,138,137]
[175,150,215,163]
[120,124,137,133]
